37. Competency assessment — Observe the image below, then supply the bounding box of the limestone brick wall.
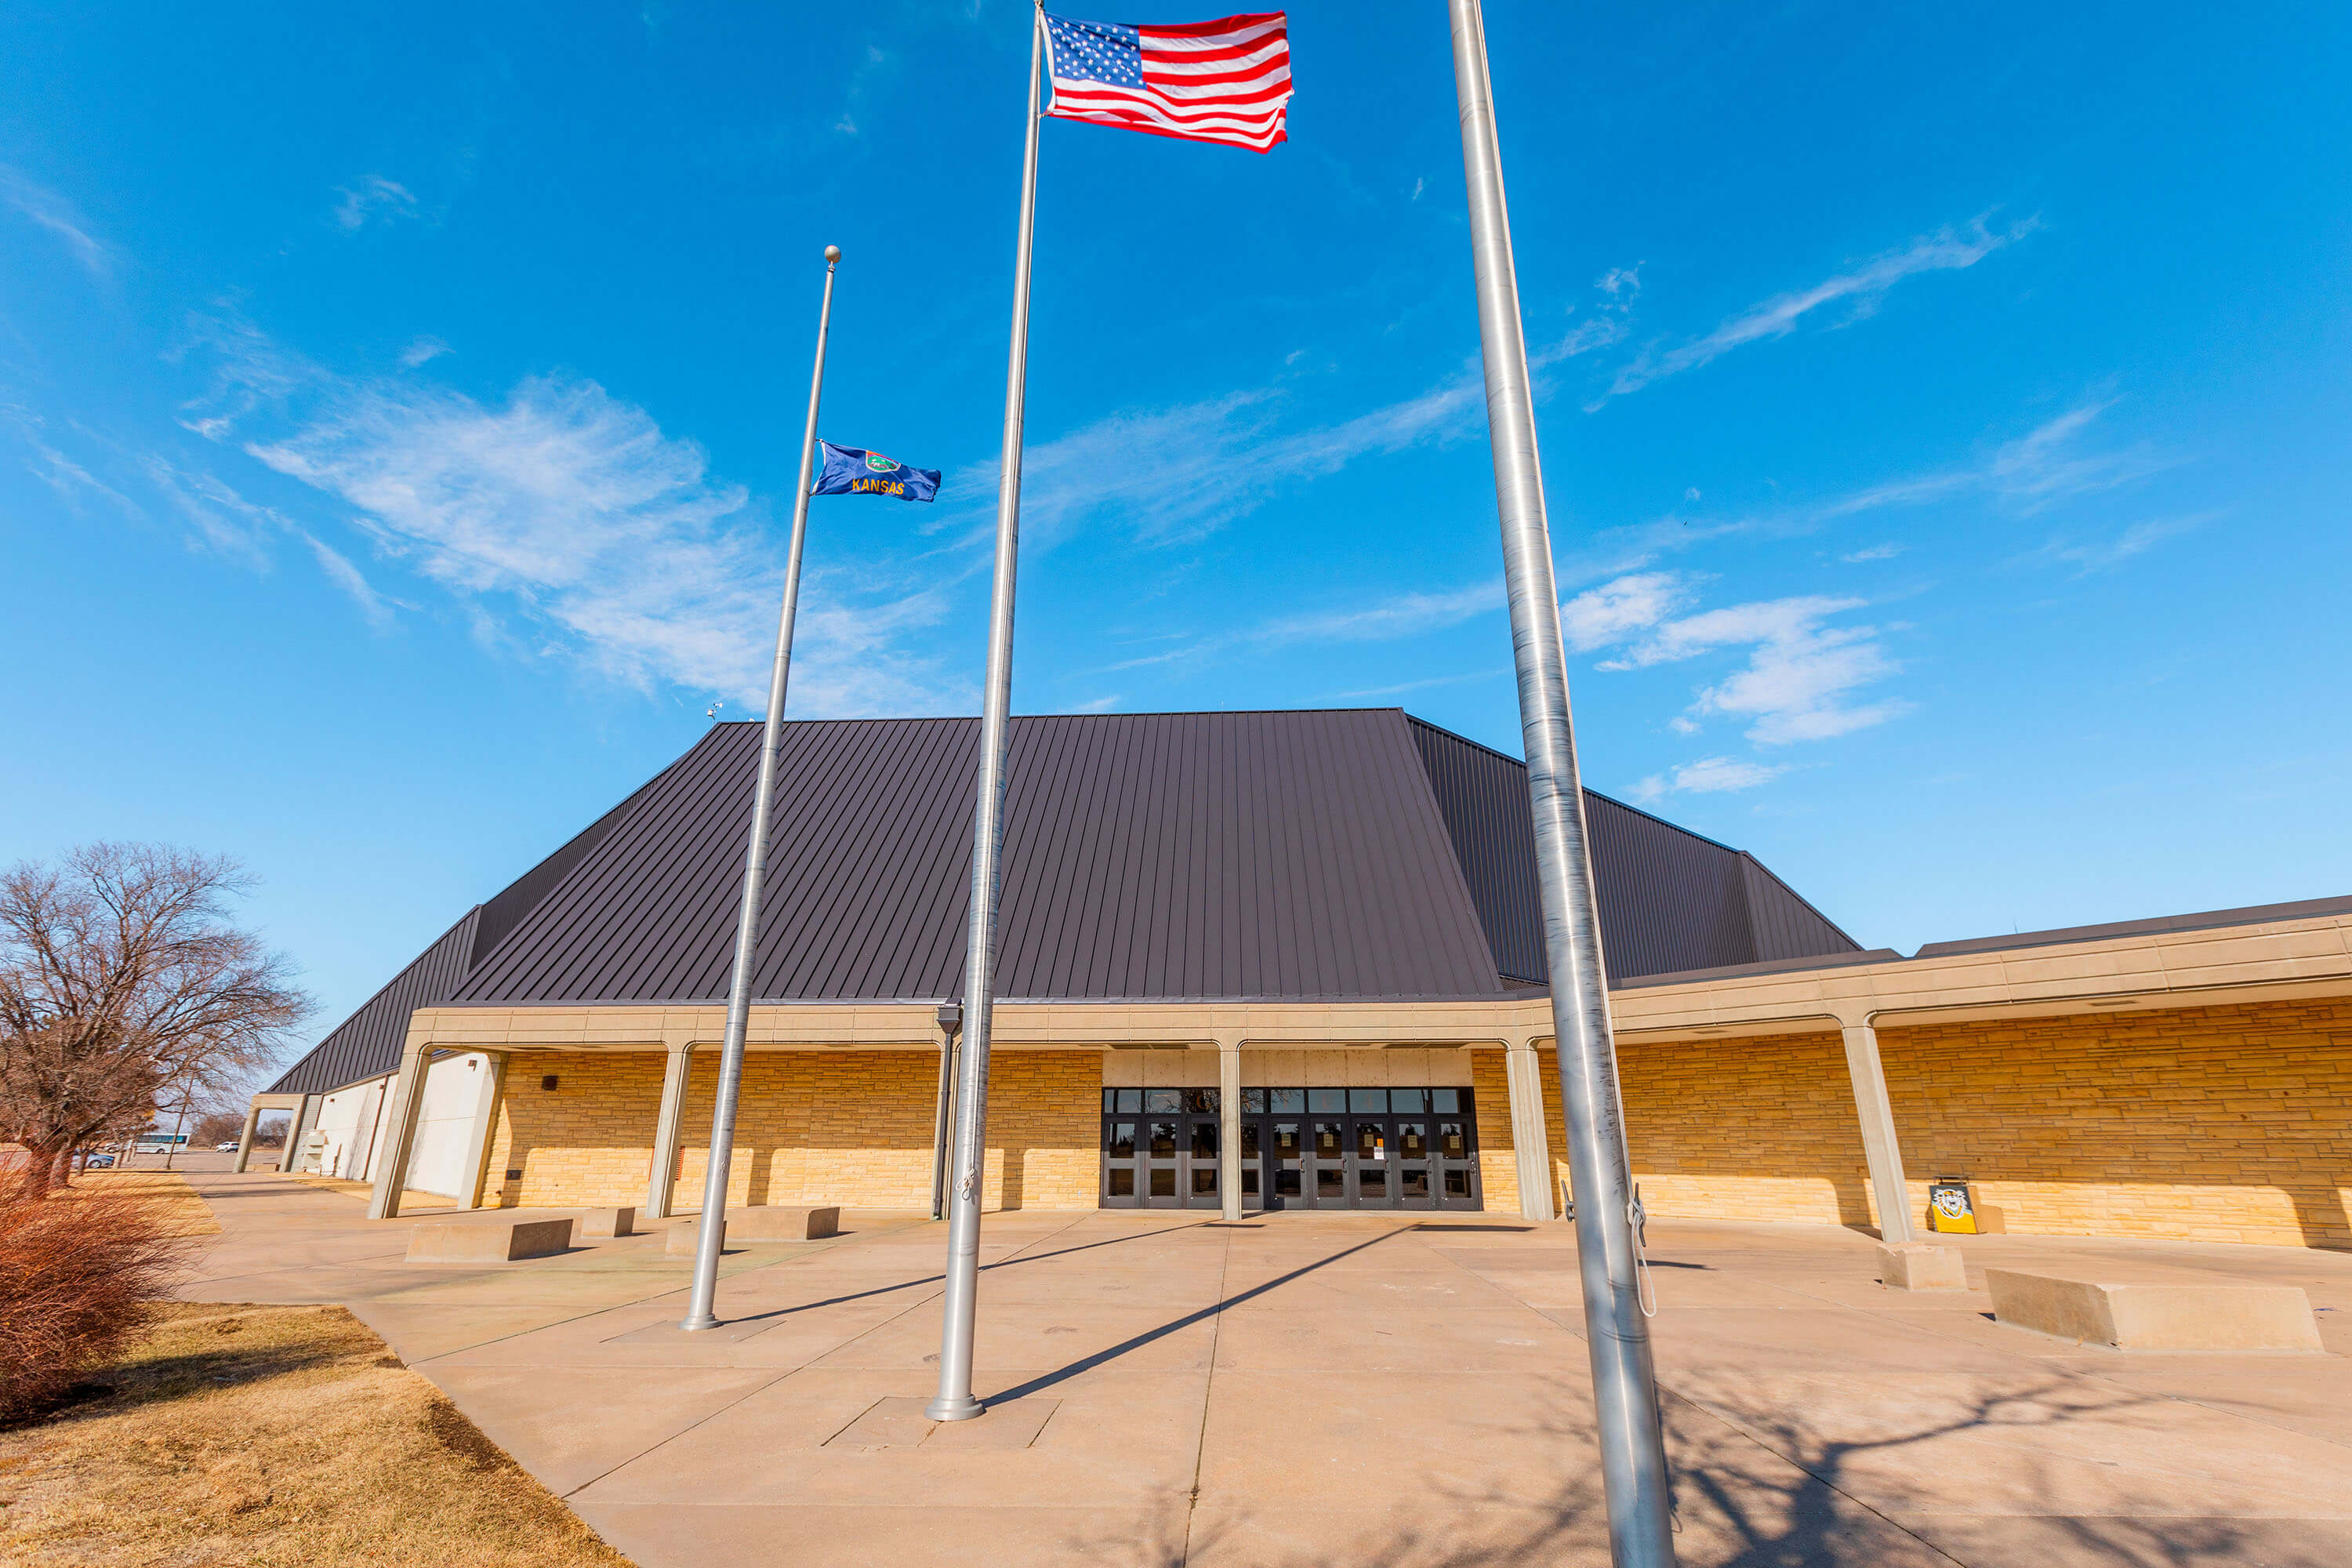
[1480,999,2350,1247]
[1501,1031,1871,1227]
[1468,1050,1520,1213]
[483,1047,1101,1212]
[1878,998,2352,1249]
[483,1052,665,1209]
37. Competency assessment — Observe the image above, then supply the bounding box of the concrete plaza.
[172,1171,2352,1567]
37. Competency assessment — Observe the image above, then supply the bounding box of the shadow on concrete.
[1107,1374,2302,1568]
[985,1229,1408,1404]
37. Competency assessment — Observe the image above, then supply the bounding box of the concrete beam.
[1503,1037,1557,1221]
[1218,1039,1243,1221]
[643,1043,695,1221]
[458,1052,508,1209]
[1841,1022,1915,1244]
[230,1102,263,1174]
[365,1040,434,1221]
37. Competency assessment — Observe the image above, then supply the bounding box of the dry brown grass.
[60,1171,223,1237]
[0,1303,633,1567]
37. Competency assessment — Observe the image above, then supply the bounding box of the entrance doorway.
[1101,1086,1481,1211]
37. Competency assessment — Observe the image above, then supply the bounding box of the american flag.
[1042,10,1291,154]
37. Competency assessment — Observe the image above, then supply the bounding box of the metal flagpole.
[1446,3,1678,1563]
[928,5,1045,1422]
[681,243,843,1332]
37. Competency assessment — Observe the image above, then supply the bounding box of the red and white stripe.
[1049,12,1292,154]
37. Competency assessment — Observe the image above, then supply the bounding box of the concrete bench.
[662,1206,840,1257]
[1876,1242,1967,1291]
[406,1218,575,1264]
[1986,1269,2323,1352]
[728,1205,840,1241]
[580,1206,636,1238]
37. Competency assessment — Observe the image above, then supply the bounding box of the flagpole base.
[678,1313,721,1333]
[925,1395,985,1422]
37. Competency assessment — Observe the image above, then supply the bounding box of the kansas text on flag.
[1044,11,1290,153]
[811,441,942,503]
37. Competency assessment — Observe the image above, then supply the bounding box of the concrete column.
[365,1040,434,1221]
[1218,1038,1243,1221]
[288,1094,321,1174]
[1841,1020,1916,1243]
[457,1053,508,1209]
[230,1101,263,1174]
[644,1044,695,1220]
[1504,1038,1558,1221]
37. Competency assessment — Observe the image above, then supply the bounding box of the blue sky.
[5,2,2349,1038]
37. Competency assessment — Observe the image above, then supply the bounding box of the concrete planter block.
[1987,1269,2324,1352]
[665,1218,725,1256]
[726,1205,840,1241]
[406,1218,574,1263]
[1877,1242,1967,1291]
[579,1206,636,1239]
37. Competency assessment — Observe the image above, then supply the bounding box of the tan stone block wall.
[483,1053,664,1210]
[1472,1039,1867,1225]
[1475,1000,2352,1248]
[483,1048,1100,1212]
[1878,999,2352,1249]
[1469,1050,1519,1213]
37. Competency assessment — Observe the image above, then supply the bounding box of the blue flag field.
[812,440,941,503]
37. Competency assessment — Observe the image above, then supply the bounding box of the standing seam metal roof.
[270,707,1864,1094]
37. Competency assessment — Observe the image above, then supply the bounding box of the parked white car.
[215,1142,241,1152]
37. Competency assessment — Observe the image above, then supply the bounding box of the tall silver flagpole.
[928,6,1045,1422]
[1447,3,1678,1563]
[681,244,842,1332]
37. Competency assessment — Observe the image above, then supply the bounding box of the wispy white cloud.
[1063,694,1122,713]
[132,452,399,625]
[245,372,952,713]
[1110,580,1503,673]
[16,423,143,521]
[399,336,452,368]
[1595,216,2038,405]
[1554,397,2170,588]
[333,176,418,231]
[1840,543,1902,562]
[1330,666,1510,700]
[2027,510,2222,575]
[1568,572,1911,746]
[1630,756,1788,804]
[1562,571,1687,651]
[939,274,1637,553]
[0,165,111,276]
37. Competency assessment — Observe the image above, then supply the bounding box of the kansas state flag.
[811,440,941,503]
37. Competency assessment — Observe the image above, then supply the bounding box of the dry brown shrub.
[0,1190,184,1424]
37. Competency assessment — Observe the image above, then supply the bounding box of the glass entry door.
[1099,1088,1221,1210]
[1103,1084,1480,1212]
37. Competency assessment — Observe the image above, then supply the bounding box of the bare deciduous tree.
[0,844,312,1200]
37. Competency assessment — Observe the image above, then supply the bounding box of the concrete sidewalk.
[174,1171,2352,1567]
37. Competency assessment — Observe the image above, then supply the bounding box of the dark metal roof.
[1406,717,1862,986]
[1910,893,2352,959]
[263,910,478,1094]
[454,710,1508,1006]
[269,707,1869,1094]
[1617,892,2352,990]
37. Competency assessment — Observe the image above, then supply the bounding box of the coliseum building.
[241,708,2352,1251]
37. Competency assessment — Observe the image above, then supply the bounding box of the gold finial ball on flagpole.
[825,245,841,263]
